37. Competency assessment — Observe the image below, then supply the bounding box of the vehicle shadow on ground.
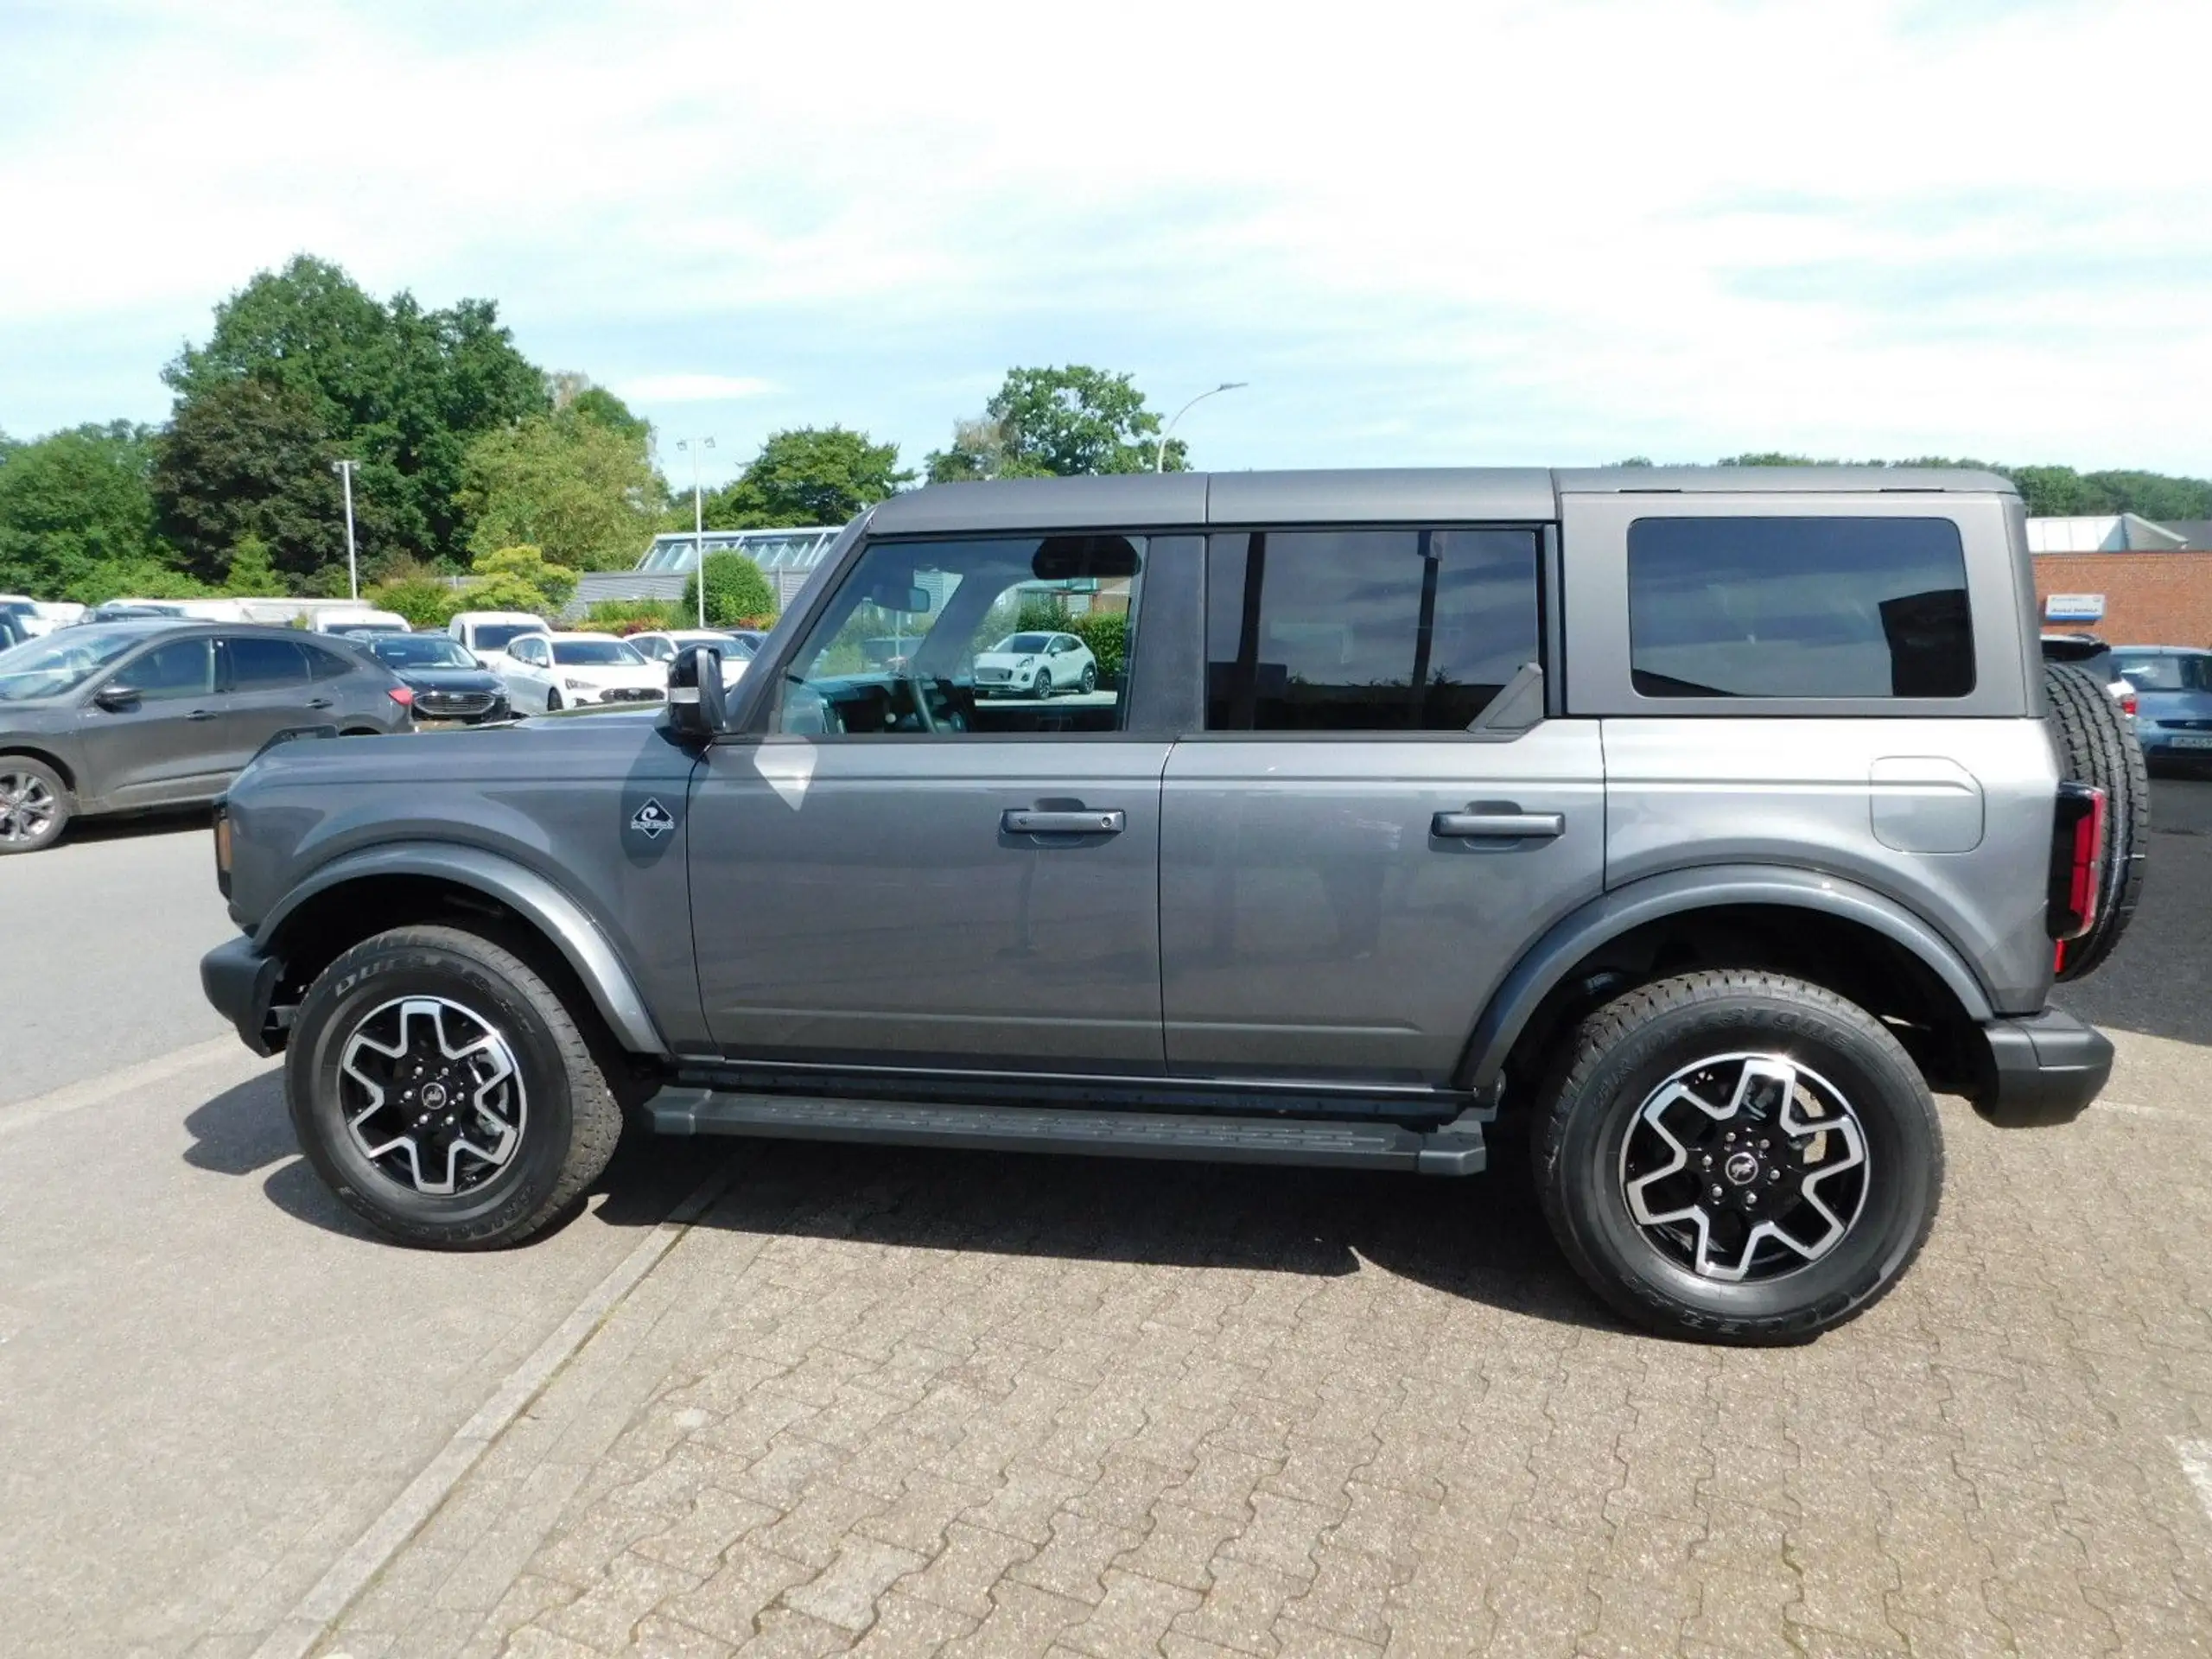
[59,806,213,848]
[181,1072,1616,1334]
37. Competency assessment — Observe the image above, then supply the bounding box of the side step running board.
[647,1088,1486,1176]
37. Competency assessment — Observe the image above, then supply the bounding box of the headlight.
[1019,656,1036,668]
[563,677,589,690]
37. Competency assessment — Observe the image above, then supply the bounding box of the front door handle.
[1433,810,1564,840]
[306,697,334,710]
[1002,808,1125,836]
[187,709,216,722]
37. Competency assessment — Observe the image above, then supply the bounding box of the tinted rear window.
[1628,517,1973,699]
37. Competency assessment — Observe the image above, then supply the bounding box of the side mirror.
[667,645,729,739]
[93,684,141,713]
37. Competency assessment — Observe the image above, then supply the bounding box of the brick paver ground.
[310,1022,2212,1659]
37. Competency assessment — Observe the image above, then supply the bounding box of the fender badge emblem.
[630,798,677,839]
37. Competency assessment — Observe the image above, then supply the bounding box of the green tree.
[683,551,777,626]
[703,427,912,527]
[925,367,1184,482]
[459,409,663,572]
[163,255,548,567]
[470,543,577,611]
[0,423,165,595]
[365,576,464,629]
[222,533,283,595]
[152,377,346,583]
[458,571,556,616]
[550,374,652,445]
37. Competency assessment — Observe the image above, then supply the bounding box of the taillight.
[2046,782,2106,942]
[388,686,415,709]
[2120,690,2138,718]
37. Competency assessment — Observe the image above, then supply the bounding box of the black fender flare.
[257,842,670,1057]
[1459,864,1998,1093]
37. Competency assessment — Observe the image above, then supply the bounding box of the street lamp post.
[1155,382,1248,473]
[676,437,715,627]
[332,460,361,600]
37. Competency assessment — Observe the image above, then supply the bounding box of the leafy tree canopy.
[471,543,577,611]
[458,407,664,572]
[701,427,912,528]
[151,376,347,585]
[0,422,163,596]
[550,374,652,446]
[222,533,282,596]
[925,366,1184,482]
[684,550,777,626]
[163,255,548,566]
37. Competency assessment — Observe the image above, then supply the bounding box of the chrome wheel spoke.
[336,995,527,1198]
[1618,1052,1871,1285]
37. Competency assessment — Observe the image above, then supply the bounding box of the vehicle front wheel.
[1533,970,1942,1344]
[1078,664,1097,694]
[544,689,563,712]
[0,758,70,855]
[1033,670,1052,700]
[284,924,626,1249]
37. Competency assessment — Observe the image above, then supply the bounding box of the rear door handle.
[1002,808,1125,836]
[1432,810,1564,840]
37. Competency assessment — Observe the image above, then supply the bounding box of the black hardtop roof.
[867,466,2019,534]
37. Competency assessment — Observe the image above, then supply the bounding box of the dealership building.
[2029,514,2212,647]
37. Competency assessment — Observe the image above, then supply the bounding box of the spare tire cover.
[2043,660,2147,979]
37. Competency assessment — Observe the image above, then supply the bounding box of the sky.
[3,0,2208,490]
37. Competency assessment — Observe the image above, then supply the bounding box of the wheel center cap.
[420,1082,448,1110]
[1724,1150,1761,1186]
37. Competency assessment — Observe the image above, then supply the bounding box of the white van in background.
[447,610,548,667]
[312,607,411,637]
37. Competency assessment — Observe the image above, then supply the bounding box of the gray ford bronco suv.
[201,468,2141,1344]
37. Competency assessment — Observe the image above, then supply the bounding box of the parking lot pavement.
[0,812,240,1104]
[303,779,2212,1659]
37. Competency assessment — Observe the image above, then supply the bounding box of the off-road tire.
[285,924,625,1249]
[1533,970,1942,1344]
[2043,661,2146,978]
[0,756,70,855]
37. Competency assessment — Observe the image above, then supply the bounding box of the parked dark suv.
[200,469,2142,1343]
[0,621,413,854]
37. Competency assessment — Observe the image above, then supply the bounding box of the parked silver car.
[0,621,413,853]
[200,468,2139,1343]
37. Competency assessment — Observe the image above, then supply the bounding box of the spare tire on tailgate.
[2043,660,2147,979]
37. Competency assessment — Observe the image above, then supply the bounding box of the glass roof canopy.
[636,528,842,574]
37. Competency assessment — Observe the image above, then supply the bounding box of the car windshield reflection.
[0,628,154,702]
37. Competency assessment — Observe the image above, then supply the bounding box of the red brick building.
[2032,553,2212,648]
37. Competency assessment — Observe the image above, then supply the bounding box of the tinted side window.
[116,639,214,701]
[302,644,356,681]
[227,637,308,690]
[1628,518,1973,699]
[1206,530,1540,732]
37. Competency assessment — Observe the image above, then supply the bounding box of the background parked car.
[446,610,548,669]
[626,629,755,687]
[972,629,1098,698]
[314,608,411,637]
[364,632,512,724]
[0,621,413,854]
[495,632,665,712]
[2110,645,2212,772]
[2041,632,2136,728]
[0,612,29,652]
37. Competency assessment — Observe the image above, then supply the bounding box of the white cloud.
[615,373,777,404]
[2,0,2209,474]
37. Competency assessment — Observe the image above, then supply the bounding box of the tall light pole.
[676,437,715,626]
[332,460,361,599]
[1156,382,1248,473]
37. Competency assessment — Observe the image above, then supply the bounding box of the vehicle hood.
[551,661,663,687]
[392,665,505,696]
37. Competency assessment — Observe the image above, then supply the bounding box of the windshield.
[0,628,154,702]
[722,635,758,658]
[551,639,645,666]
[372,635,477,669]
[472,623,537,652]
[2115,653,2212,693]
[993,633,1052,653]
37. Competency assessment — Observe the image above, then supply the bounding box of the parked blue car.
[2111,646,2212,771]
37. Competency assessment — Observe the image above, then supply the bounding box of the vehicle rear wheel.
[1533,970,1942,1344]
[0,758,69,855]
[2044,660,2147,978]
[284,924,625,1249]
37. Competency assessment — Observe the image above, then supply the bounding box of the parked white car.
[447,610,550,669]
[626,630,756,688]
[971,630,1097,699]
[499,632,666,712]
